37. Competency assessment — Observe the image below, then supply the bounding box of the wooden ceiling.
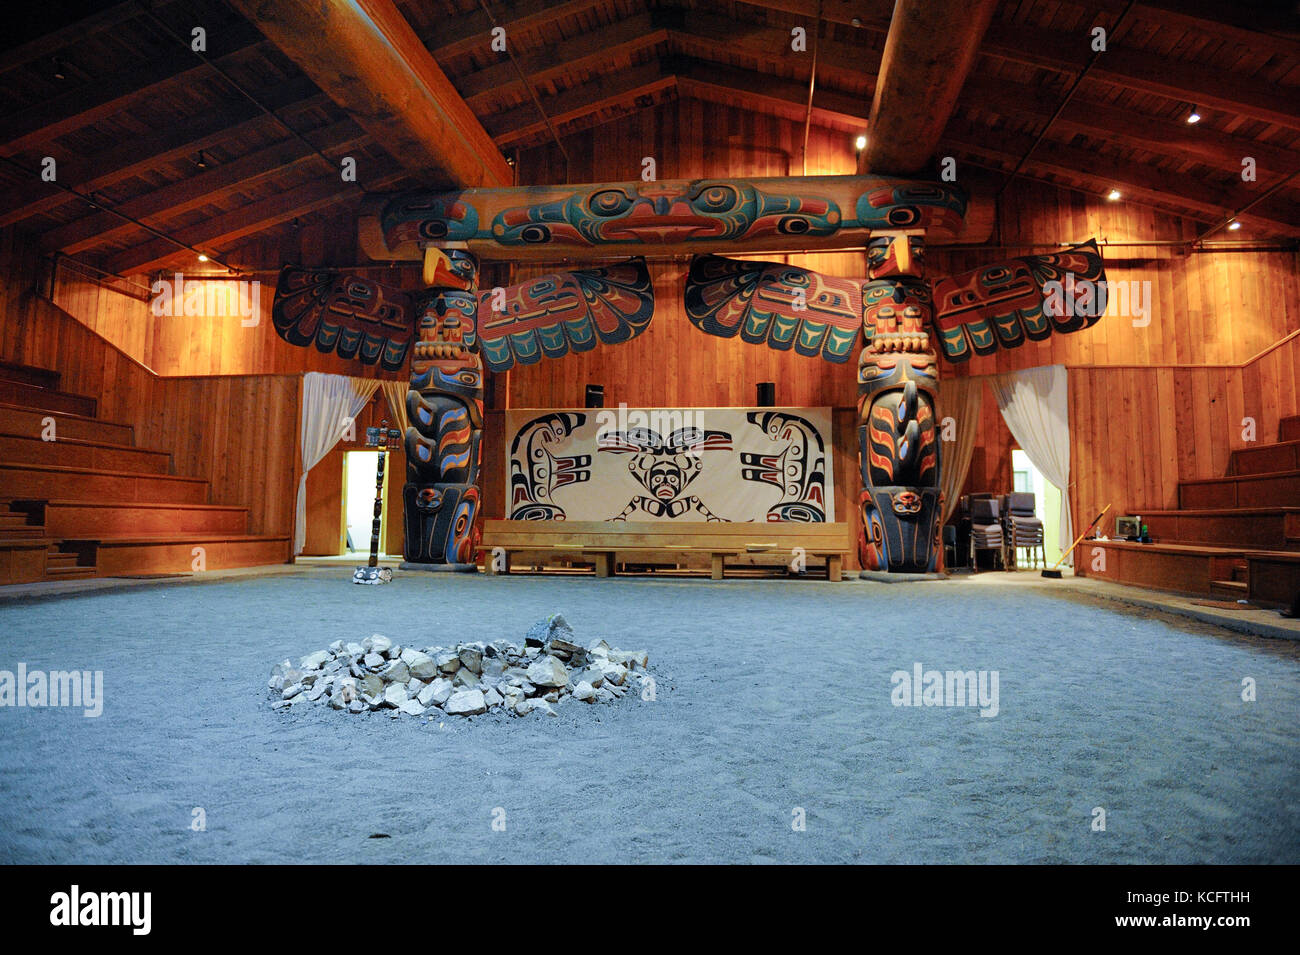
[2,0,1297,279]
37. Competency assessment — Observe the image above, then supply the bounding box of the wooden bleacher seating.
[1080,413,1300,608]
[0,359,290,584]
[481,519,851,581]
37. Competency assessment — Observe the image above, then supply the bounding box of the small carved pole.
[364,420,400,568]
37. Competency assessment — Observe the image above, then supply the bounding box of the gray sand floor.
[1,570,1297,864]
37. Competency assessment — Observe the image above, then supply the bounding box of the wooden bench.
[481,520,851,581]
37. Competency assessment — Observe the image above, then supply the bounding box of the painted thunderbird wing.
[474,257,654,372]
[684,254,861,363]
[271,266,414,372]
[931,240,1107,362]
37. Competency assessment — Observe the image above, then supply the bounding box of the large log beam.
[860,0,999,175]
[227,0,510,189]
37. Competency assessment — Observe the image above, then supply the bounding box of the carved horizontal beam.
[358,174,970,262]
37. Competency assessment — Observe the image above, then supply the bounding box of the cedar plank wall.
[0,228,300,543]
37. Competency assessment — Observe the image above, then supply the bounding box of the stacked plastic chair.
[1002,492,1044,570]
[968,497,1005,572]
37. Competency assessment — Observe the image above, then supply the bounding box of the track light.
[1106,189,1121,201]
[855,134,867,151]
[1228,220,1241,231]
[197,253,209,262]
[195,150,208,170]
[1186,106,1201,124]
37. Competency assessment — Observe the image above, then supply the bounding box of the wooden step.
[1209,578,1248,598]
[1281,415,1300,443]
[0,379,96,417]
[94,535,292,575]
[0,463,209,505]
[0,402,134,445]
[1231,440,1300,476]
[1079,539,1246,597]
[0,538,54,585]
[0,359,60,390]
[1246,550,1300,608]
[1140,508,1300,551]
[43,544,95,579]
[37,500,250,538]
[0,432,171,474]
[1178,470,1300,510]
[0,504,45,540]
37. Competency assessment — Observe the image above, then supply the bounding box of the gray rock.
[382,684,409,708]
[482,688,504,708]
[434,650,461,674]
[518,699,557,717]
[407,652,439,680]
[398,699,425,717]
[328,640,346,655]
[526,655,569,688]
[344,642,365,657]
[365,634,393,654]
[379,660,410,684]
[347,699,366,714]
[573,681,596,702]
[427,677,454,706]
[458,647,483,674]
[359,674,384,699]
[363,652,385,670]
[445,689,487,716]
[299,650,331,670]
[453,668,479,689]
[281,683,303,700]
[596,686,615,703]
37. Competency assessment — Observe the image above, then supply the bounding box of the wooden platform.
[0,402,134,445]
[1082,539,1298,608]
[1178,469,1300,509]
[482,520,851,580]
[1139,508,1300,552]
[93,535,292,575]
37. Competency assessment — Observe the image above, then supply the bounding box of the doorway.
[343,450,389,557]
[1011,449,1065,567]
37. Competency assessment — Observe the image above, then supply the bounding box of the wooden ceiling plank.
[486,61,676,144]
[101,164,408,276]
[227,0,510,188]
[40,120,370,255]
[982,24,1300,130]
[0,21,264,152]
[958,75,1300,179]
[0,79,327,228]
[459,12,668,108]
[426,0,611,62]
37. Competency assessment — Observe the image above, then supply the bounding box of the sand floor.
[1,569,1296,863]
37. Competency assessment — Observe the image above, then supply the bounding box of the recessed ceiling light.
[1107,189,1122,201]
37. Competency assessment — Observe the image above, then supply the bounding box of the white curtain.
[296,372,380,555]
[991,364,1074,564]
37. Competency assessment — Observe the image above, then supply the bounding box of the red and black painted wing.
[684,254,861,363]
[932,240,1107,363]
[272,267,415,372]
[474,257,654,372]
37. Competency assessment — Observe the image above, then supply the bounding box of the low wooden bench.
[481,520,851,581]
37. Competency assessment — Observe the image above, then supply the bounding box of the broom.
[1042,503,1111,579]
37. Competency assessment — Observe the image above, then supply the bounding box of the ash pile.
[268,615,647,719]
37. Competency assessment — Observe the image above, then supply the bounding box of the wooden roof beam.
[425,0,610,62]
[227,0,509,188]
[859,0,999,175]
